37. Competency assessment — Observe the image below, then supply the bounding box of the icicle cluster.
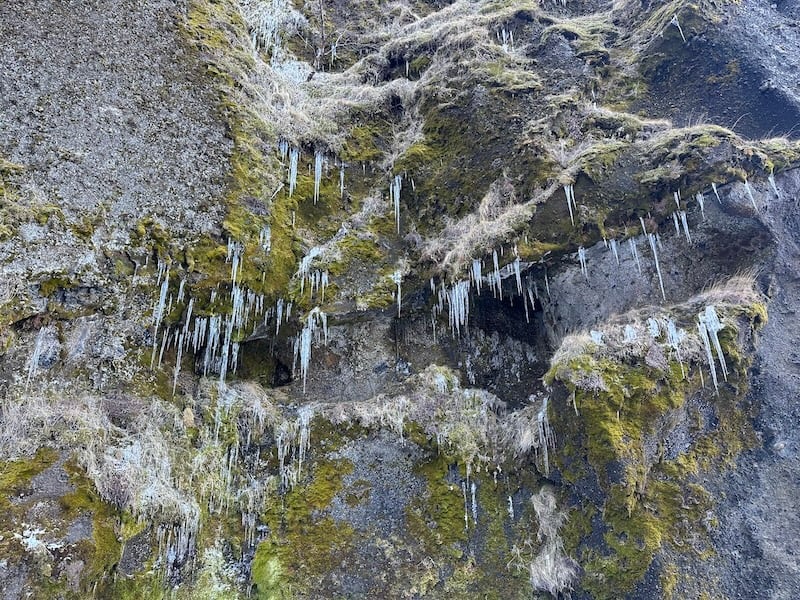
[293,308,328,393]
[698,305,728,394]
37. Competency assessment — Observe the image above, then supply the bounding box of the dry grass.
[528,486,578,595]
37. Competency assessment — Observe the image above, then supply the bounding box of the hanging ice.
[665,318,687,376]
[490,250,502,299]
[513,257,522,295]
[447,280,470,336]
[313,150,324,204]
[674,190,681,209]
[647,233,666,301]
[672,211,681,236]
[702,305,728,380]
[696,192,706,220]
[392,270,403,317]
[295,307,328,393]
[278,139,289,161]
[610,239,620,265]
[697,316,719,393]
[711,182,721,203]
[628,238,642,274]
[390,175,402,234]
[744,178,758,211]
[259,225,271,253]
[647,317,660,337]
[339,165,345,198]
[288,147,299,197]
[680,211,691,243]
[590,330,604,345]
[670,14,687,42]
[577,246,588,280]
[26,327,50,389]
[768,172,780,198]
[624,324,638,342]
[471,259,482,294]
[563,184,576,227]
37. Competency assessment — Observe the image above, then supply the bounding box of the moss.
[39,276,78,298]
[547,306,760,596]
[661,562,680,598]
[340,125,384,163]
[253,458,355,598]
[0,447,58,512]
[60,461,123,593]
[405,454,468,557]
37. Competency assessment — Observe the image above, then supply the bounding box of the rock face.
[0,0,799,598]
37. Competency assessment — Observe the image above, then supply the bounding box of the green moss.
[548,306,760,596]
[253,445,355,598]
[0,447,58,513]
[60,461,123,592]
[340,125,384,163]
[405,454,468,557]
[39,276,77,298]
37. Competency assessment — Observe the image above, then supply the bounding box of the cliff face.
[1,0,799,598]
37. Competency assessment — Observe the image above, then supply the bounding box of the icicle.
[172,332,184,396]
[563,184,575,226]
[696,192,706,220]
[666,318,686,377]
[590,330,604,345]
[26,328,48,389]
[513,258,522,295]
[647,317,660,338]
[492,250,502,299]
[674,190,681,209]
[288,147,299,197]
[648,233,666,301]
[703,305,728,380]
[295,308,327,393]
[471,482,478,525]
[670,14,687,42]
[744,178,757,211]
[472,259,482,294]
[259,225,271,252]
[447,280,471,336]
[712,182,721,203]
[339,165,345,198]
[177,279,186,303]
[392,270,403,317]
[639,216,648,238]
[577,246,588,280]
[390,174,402,234]
[768,173,780,198]
[680,211,691,243]
[697,317,719,394]
[462,481,469,530]
[507,496,514,519]
[673,211,681,236]
[610,238,620,265]
[624,324,637,342]
[312,150,324,204]
[153,268,170,340]
[278,139,289,160]
[544,269,550,298]
[158,328,169,368]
